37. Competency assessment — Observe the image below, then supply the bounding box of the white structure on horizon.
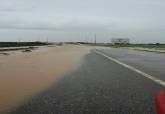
[111,38,130,45]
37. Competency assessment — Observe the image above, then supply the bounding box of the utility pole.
[86,36,88,44]
[46,38,49,44]
[94,34,96,45]
[18,38,21,43]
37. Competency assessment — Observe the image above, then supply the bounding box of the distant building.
[111,38,130,45]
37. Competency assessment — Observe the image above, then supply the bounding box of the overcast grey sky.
[0,0,165,43]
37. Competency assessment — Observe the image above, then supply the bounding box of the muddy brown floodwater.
[0,45,92,114]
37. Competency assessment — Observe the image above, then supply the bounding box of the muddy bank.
[0,45,91,114]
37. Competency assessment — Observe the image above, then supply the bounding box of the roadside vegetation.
[77,42,165,49]
[0,42,51,48]
[110,44,165,49]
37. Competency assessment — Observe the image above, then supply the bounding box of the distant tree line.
[0,42,51,47]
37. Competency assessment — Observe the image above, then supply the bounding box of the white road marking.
[94,50,165,87]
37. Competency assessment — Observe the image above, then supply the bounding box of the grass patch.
[111,44,165,49]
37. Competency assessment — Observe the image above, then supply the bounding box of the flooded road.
[0,45,91,114]
[9,49,164,114]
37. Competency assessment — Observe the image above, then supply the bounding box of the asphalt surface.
[98,48,165,81]
[10,48,165,114]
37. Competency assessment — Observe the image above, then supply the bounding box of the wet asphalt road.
[98,48,165,81]
[11,48,165,114]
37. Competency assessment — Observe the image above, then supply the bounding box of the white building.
[111,38,130,45]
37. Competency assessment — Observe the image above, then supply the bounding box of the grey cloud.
[0,0,165,43]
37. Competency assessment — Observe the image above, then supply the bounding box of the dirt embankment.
[0,45,91,114]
